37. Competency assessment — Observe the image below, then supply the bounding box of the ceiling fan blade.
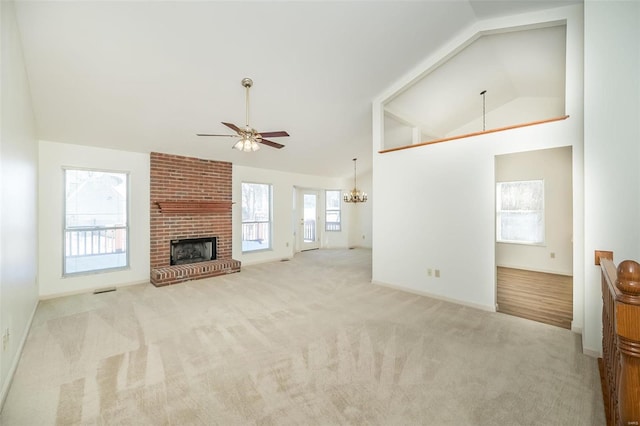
[259,130,290,138]
[258,139,285,149]
[222,122,242,133]
[196,133,238,137]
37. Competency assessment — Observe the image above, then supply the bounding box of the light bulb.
[233,137,260,152]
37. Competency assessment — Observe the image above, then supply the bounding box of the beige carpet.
[1,248,604,425]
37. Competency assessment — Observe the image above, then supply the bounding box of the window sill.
[496,241,546,247]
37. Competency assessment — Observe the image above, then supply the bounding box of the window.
[242,182,272,252]
[496,180,544,244]
[325,190,341,231]
[64,169,129,275]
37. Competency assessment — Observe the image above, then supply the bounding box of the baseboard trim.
[39,279,149,300]
[240,257,290,267]
[0,299,39,411]
[583,347,601,358]
[372,280,496,312]
[496,264,573,277]
[571,322,583,335]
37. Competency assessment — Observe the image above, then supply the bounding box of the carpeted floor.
[1,248,604,425]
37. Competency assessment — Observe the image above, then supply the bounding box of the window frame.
[63,167,130,276]
[325,189,342,232]
[241,182,273,253]
[496,179,545,246]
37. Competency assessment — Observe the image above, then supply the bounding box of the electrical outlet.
[435,269,440,278]
[362,235,365,240]
[550,252,555,259]
[427,268,432,277]
[286,242,289,247]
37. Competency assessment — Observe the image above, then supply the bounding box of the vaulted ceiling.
[385,24,567,144]
[13,0,579,178]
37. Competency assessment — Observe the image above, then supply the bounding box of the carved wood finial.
[616,260,640,296]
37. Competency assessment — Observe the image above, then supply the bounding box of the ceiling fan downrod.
[196,76,289,150]
[242,78,253,131]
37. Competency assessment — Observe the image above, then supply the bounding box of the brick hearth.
[150,152,240,286]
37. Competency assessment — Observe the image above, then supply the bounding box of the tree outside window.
[325,190,341,231]
[242,183,272,252]
[496,180,544,244]
[64,168,129,275]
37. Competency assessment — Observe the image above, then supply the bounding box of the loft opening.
[382,22,567,151]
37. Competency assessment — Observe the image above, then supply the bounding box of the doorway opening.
[495,146,573,329]
[296,189,320,251]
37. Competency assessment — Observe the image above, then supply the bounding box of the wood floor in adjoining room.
[497,266,573,329]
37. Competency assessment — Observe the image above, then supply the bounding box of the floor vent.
[93,287,117,295]
[281,258,291,262]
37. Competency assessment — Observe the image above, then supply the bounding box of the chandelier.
[344,158,367,203]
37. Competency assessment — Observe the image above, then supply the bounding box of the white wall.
[495,146,573,276]
[583,0,640,356]
[38,141,150,298]
[449,96,566,137]
[0,0,40,406]
[232,165,353,265]
[373,122,579,311]
[36,145,372,295]
[384,114,413,149]
[372,7,584,315]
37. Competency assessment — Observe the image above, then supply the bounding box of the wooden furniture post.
[600,258,640,426]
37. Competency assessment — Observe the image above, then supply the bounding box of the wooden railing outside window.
[599,257,640,426]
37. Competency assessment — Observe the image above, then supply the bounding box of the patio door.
[298,190,320,251]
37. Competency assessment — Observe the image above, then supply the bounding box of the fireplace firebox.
[170,237,217,265]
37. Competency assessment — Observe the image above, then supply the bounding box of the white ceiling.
[13,0,579,178]
[386,24,567,140]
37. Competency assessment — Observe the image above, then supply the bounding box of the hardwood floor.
[497,266,573,329]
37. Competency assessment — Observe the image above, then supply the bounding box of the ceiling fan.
[197,78,290,152]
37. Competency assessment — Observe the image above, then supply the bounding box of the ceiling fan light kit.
[344,158,367,203]
[197,78,289,151]
[233,137,260,152]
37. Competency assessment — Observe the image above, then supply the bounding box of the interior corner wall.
[371,6,584,313]
[583,0,640,355]
[232,165,350,265]
[38,141,150,298]
[384,114,413,150]
[0,0,39,406]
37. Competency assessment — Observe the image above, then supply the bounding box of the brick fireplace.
[150,152,240,286]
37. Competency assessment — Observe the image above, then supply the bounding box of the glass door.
[298,190,320,251]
